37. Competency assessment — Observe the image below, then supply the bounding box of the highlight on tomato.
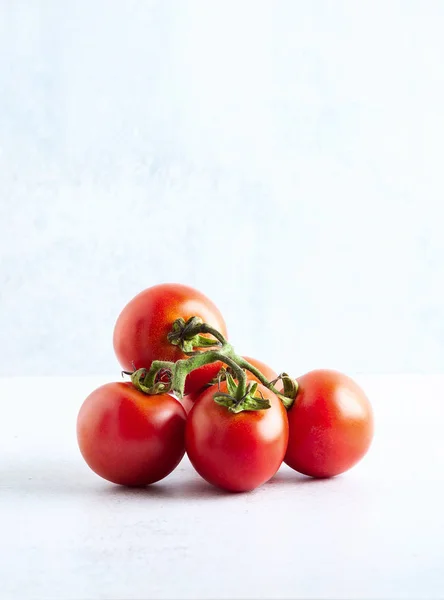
[113,283,227,395]
[284,369,374,478]
[77,382,186,486]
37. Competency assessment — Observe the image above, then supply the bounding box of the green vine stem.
[129,317,298,412]
[236,357,297,409]
[171,348,249,400]
[130,347,249,401]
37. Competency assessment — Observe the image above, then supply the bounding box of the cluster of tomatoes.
[77,283,374,493]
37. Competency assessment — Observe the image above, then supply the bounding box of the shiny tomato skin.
[113,283,227,395]
[284,370,374,478]
[77,382,186,486]
[186,382,289,492]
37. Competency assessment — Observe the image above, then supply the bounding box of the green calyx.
[128,364,174,395]
[124,317,299,414]
[214,373,271,413]
[280,372,299,399]
[167,316,223,353]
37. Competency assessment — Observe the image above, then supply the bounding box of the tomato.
[77,382,186,486]
[113,283,227,394]
[284,369,373,478]
[186,382,289,492]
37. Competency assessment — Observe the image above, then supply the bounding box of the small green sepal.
[280,373,299,400]
[213,379,271,413]
[130,368,170,395]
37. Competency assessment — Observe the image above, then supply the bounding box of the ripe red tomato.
[284,369,373,478]
[186,382,289,492]
[77,382,186,486]
[113,283,227,395]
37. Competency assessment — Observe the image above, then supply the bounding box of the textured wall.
[1,1,443,376]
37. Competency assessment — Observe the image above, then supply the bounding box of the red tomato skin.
[77,382,186,486]
[284,369,374,478]
[113,283,227,394]
[177,393,196,414]
[186,382,289,492]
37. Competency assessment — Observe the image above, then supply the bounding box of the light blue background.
[1,1,443,376]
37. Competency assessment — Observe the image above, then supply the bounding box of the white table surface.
[1,375,443,600]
